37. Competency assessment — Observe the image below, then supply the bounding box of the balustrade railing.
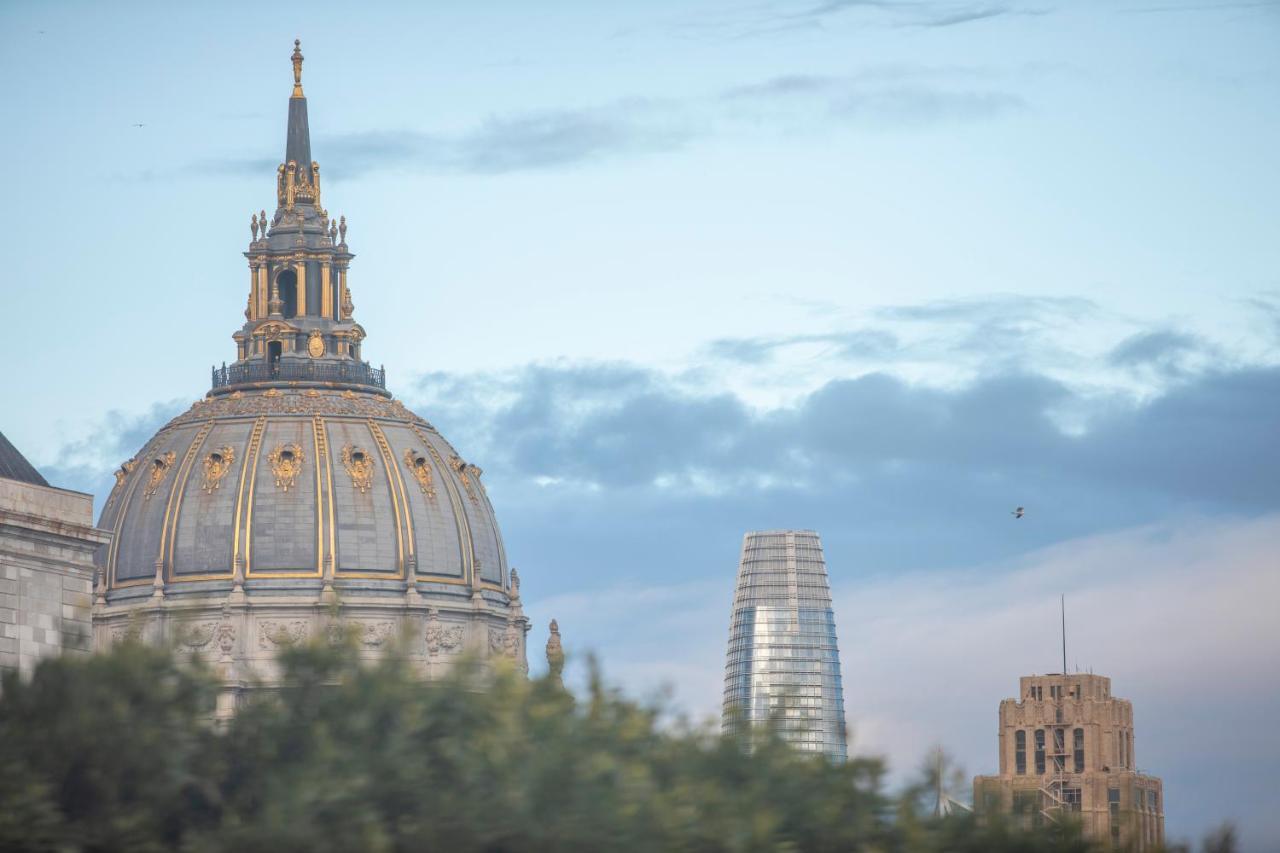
[211,359,386,390]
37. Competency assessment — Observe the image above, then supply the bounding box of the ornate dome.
[93,43,526,697]
[96,389,507,595]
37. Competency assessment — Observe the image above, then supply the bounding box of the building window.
[1073,728,1085,773]
[1148,790,1157,812]
[1053,728,1066,771]
[277,269,299,318]
[1035,729,1046,775]
[1063,786,1082,812]
[1015,730,1027,775]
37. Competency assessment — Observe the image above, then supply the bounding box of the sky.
[3,0,1279,848]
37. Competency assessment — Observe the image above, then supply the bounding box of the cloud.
[191,68,1025,179]
[1124,0,1280,13]
[706,329,900,364]
[193,100,694,180]
[1107,329,1205,375]
[40,399,188,504]
[769,1,1053,32]
[724,73,1028,124]
[408,326,1280,509]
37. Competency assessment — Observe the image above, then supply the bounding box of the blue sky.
[3,1,1279,848]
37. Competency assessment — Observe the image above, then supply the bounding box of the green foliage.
[0,643,1211,852]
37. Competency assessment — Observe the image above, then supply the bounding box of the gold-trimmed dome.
[96,388,506,595]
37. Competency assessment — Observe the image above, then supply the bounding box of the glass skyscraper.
[722,530,848,761]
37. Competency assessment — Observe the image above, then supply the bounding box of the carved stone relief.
[425,611,464,656]
[258,619,308,649]
[325,620,394,648]
[488,625,520,659]
[178,621,217,650]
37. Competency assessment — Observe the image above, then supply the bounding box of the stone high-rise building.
[722,530,847,761]
[973,673,1165,850]
[0,431,110,682]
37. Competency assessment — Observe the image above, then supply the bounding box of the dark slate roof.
[0,430,49,487]
[285,96,311,167]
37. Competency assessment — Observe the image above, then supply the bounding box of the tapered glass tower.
[722,530,847,761]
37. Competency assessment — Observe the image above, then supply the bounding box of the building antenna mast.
[1061,593,1067,675]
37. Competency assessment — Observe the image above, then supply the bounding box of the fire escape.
[1039,689,1075,824]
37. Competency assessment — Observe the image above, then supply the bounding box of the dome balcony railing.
[211,359,386,391]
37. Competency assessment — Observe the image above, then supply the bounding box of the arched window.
[277,270,298,318]
[1015,730,1027,775]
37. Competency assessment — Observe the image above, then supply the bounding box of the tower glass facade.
[722,530,847,761]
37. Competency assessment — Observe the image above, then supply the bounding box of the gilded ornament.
[267,443,305,492]
[114,458,136,487]
[291,39,305,97]
[307,330,324,357]
[451,455,481,504]
[200,446,236,494]
[403,449,436,498]
[142,452,177,500]
[341,444,375,493]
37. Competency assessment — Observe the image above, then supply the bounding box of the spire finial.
[291,39,304,98]
[546,619,564,680]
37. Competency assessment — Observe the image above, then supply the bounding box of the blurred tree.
[0,642,1209,853]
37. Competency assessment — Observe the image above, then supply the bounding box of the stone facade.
[0,476,110,682]
[973,673,1165,850]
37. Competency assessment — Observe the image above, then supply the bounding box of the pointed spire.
[284,40,312,173]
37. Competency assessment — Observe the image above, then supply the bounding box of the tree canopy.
[0,642,1226,853]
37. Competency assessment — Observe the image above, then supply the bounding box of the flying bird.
[1012,506,1025,519]
[132,123,146,128]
